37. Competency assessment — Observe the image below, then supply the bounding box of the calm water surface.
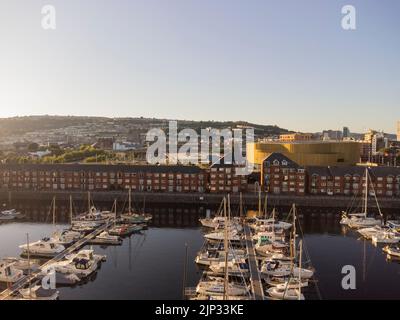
[1,215,400,300]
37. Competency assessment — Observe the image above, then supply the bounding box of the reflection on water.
[1,203,400,300]
[0,221,204,299]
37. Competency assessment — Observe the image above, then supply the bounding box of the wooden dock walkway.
[0,220,113,300]
[243,224,264,300]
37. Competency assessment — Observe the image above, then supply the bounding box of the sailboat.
[108,199,144,236]
[357,226,383,240]
[204,200,242,244]
[371,230,400,245]
[72,192,109,227]
[196,277,249,297]
[120,188,152,224]
[208,259,250,278]
[254,207,290,257]
[340,168,382,228]
[250,200,292,232]
[0,260,24,283]
[195,249,247,267]
[1,257,39,275]
[266,240,306,300]
[88,231,122,245]
[261,205,313,280]
[199,199,241,231]
[204,230,241,243]
[195,196,250,300]
[49,196,82,246]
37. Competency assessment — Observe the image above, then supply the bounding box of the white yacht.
[195,249,247,267]
[254,234,288,257]
[52,229,82,246]
[0,260,24,283]
[371,231,400,245]
[252,230,286,243]
[250,217,292,232]
[196,278,249,297]
[199,216,225,229]
[18,285,59,300]
[45,257,98,278]
[0,209,23,221]
[2,257,39,274]
[64,249,106,264]
[348,217,382,229]
[261,261,314,279]
[208,260,250,278]
[340,168,382,228]
[357,226,382,240]
[204,230,241,243]
[71,222,98,233]
[267,287,304,300]
[19,238,65,258]
[88,231,122,245]
[260,253,292,264]
[72,206,108,226]
[44,249,104,278]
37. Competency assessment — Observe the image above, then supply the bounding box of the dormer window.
[273,160,280,166]
[282,160,288,166]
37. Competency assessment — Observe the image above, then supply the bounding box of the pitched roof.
[328,166,366,177]
[369,166,400,177]
[306,166,331,176]
[262,153,300,168]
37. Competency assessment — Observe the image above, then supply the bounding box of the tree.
[28,143,39,152]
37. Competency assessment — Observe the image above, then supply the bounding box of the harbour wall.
[1,190,400,215]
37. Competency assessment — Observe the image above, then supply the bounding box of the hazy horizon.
[0,0,399,133]
[0,114,396,135]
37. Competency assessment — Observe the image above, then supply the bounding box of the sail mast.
[272,208,276,237]
[298,240,303,300]
[69,195,73,225]
[292,204,296,261]
[88,191,91,213]
[128,187,132,214]
[223,196,228,300]
[264,194,268,219]
[27,233,31,299]
[364,168,368,217]
[52,196,56,227]
[239,192,243,218]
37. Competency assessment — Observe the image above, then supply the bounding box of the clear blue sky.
[0,0,399,133]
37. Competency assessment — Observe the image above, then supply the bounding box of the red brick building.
[0,164,206,193]
[307,166,400,197]
[208,160,248,193]
[261,153,400,198]
[261,153,306,195]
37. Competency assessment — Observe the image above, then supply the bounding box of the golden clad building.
[247,140,361,168]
